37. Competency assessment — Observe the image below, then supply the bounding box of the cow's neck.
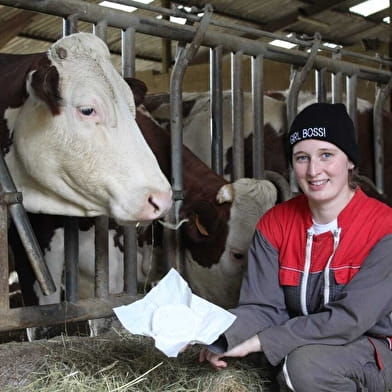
[136,108,229,205]
[182,146,228,204]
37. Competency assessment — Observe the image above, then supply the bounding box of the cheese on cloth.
[151,304,201,342]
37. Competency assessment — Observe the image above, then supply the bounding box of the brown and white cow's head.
[3,33,172,223]
[183,178,278,309]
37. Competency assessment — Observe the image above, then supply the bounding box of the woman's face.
[292,139,354,206]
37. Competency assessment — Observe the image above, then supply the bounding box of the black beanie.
[287,103,359,167]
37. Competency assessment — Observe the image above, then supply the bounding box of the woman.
[199,103,392,391]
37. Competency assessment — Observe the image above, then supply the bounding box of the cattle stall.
[0,0,391,335]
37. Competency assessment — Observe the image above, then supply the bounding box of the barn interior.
[0,2,391,389]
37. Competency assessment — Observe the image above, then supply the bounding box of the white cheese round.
[151,304,199,341]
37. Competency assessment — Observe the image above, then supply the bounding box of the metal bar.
[210,45,224,175]
[2,0,392,84]
[231,51,244,181]
[170,10,213,166]
[62,15,79,305]
[287,36,321,126]
[123,225,138,295]
[0,293,142,332]
[121,25,139,297]
[167,41,185,273]
[122,27,136,78]
[252,54,264,180]
[0,155,55,295]
[287,36,321,192]
[161,0,171,74]
[331,52,343,104]
[288,63,300,193]
[161,37,171,74]
[122,25,137,291]
[62,14,78,37]
[373,78,392,193]
[168,5,213,273]
[64,217,79,303]
[316,68,327,103]
[93,20,108,42]
[90,26,110,300]
[0,198,8,310]
[346,74,358,135]
[94,216,109,298]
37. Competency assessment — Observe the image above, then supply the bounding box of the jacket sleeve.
[259,234,392,366]
[224,230,290,349]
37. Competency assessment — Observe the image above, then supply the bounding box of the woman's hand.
[199,335,261,370]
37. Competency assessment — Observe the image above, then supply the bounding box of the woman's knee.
[283,345,358,392]
[284,346,321,390]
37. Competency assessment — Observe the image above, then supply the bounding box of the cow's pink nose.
[146,190,172,219]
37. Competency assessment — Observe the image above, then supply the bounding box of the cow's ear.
[125,78,147,106]
[216,183,235,204]
[28,66,62,115]
[181,200,220,242]
[181,200,228,267]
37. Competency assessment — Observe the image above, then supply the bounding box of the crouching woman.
[200,103,392,392]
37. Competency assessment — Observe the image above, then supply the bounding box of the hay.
[17,328,277,392]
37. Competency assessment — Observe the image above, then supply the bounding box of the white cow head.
[4,33,172,223]
[184,178,277,308]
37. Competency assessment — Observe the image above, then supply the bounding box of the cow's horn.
[56,47,67,59]
[216,183,234,204]
[265,170,292,202]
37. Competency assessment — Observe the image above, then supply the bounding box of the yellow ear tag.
[195,214,209,236]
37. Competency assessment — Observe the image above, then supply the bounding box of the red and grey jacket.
[224,188,392,366]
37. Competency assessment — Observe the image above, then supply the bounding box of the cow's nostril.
[148,196,160,213]
[145,191,172,219]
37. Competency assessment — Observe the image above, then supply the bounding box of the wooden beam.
[0,10,37,49]
[180,0,349,64]
[262,0,347,32]
[173,0,347,33]
[342,23,389,46]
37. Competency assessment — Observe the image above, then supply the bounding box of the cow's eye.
[232,252,243,260]
[78,107,95,116]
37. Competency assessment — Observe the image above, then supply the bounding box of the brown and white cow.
[146,90,288,179]
[3,33,172,317]
[2,32,172,222]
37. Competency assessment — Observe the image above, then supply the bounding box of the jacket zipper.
[323,228,341,305]
[300,230,313,315]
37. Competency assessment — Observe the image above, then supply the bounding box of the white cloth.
[113,268,237,357]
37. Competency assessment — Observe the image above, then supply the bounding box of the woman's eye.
[322,152,332,159]
[295,155,308,162]
[79,107,95,116]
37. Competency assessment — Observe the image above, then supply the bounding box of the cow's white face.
[218,178,277,273]
[185,178,277,308]
[4,33,172,223]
